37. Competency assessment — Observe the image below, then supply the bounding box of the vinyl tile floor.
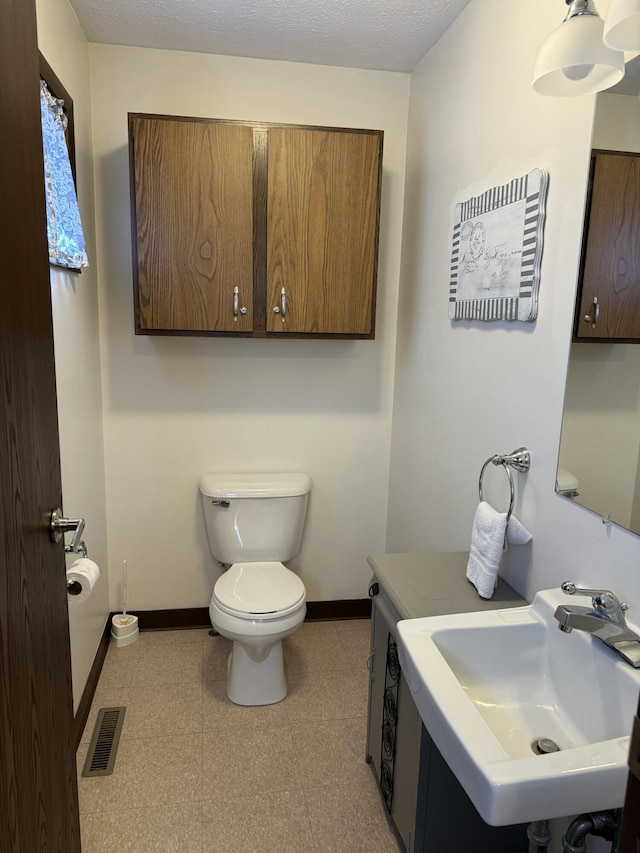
[77,619,403,852]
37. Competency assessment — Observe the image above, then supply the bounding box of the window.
[39,55,87,271]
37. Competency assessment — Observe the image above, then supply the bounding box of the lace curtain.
[40,80,88,270]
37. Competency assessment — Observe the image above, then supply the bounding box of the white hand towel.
[466,501,507,599]
[506,513,532,545]
[466,502,533,599]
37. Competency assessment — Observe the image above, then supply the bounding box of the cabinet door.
[266,127,382,336]
[131,117,254,333]
[393,674,423,852]
[576,152,640,341]
[367,594,424,852]
[367,595,390,782]
[421,733,528,851]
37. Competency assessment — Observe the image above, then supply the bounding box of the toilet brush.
[121,559,130,621]
[111,559,139,646]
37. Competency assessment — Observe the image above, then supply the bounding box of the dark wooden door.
[0,0,80,849]
[130,115,255,334]
[576,151,640,341]
[266,126,382,337]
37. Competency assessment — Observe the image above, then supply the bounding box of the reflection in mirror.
[556,57,640,535]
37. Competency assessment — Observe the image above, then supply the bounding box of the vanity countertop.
[367,552,525,620]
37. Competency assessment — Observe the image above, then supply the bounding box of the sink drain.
[532,737,560,755]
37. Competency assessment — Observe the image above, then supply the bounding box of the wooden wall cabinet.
[575,151,640,342]
[129,114,383,339]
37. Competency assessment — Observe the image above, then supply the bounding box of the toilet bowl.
[199,472,312,706]
[209,561,306,705]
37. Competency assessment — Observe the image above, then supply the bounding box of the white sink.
[396,588,640,826]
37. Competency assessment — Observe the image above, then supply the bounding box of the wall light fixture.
[532,0,624,96]
[603,0,640,50]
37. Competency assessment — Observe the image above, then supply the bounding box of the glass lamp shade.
[603,0,640,50]
[532,13,624,95]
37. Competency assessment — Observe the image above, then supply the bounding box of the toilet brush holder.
[111,613,139,647]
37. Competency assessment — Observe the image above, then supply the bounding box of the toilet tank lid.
[199,472,312,499]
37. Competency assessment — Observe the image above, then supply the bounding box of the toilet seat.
[213,561,306,620]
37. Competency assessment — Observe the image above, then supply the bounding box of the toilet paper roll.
[66,558,100,604]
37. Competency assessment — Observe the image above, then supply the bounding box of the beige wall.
[593,91,640,151]
[38,0,640,759]
[88,45,410,609]
[387,4,636,844]
[36,0,109,711]
[387,0,640,613]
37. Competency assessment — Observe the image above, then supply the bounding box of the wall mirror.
[556,57,640,535]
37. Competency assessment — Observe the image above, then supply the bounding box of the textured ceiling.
[67,0,471,73]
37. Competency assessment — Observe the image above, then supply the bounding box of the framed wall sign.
[449,168,549,322]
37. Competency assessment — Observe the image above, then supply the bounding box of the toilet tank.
[199,473,311,564]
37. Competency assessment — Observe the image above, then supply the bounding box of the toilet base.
[226,640,287,706]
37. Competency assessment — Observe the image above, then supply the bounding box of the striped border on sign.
[449,169,549,323]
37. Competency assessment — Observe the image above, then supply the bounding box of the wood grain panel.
[252,127,269,332]
[578,152,640,340]
[131,117,254,333]
[266,127,382,336]
[1,0,80,847]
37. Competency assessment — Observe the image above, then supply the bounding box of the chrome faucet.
[554,582,640,668]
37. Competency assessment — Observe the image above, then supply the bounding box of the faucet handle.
[561,581,628,617]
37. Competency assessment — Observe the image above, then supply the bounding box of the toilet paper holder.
[67,578,84,595]
[66,556,100,600]
[50,507,88,559]
[67,540,88,558]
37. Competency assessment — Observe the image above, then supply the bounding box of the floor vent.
[82,707,126,777]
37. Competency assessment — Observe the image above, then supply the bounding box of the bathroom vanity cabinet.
[366,552,527,852]
[128,114,383,339]
[574,150,640,342]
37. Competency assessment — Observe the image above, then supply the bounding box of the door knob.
[50,507,86,555]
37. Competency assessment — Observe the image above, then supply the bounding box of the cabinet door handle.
[584,296,600,328]
[280,287,286,323]
[273,287,286,323]
[233,287,247,322]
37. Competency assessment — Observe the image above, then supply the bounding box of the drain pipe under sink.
[526,738,559,851]
[561,811,617,853]
[527,819,552,853]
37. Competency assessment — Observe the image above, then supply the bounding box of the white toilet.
[198,472,311,706]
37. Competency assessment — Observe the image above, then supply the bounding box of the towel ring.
[478,447,530,522]
[479,459,515,520]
